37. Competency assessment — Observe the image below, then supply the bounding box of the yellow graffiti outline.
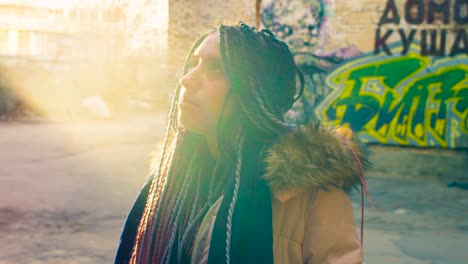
[355,60,420,145]
[364,76,401,143]
[321,49,430,145]
[319,42,468,147]
[423,64,468,147]
[451,119,461,147]
[318,48,402,122]
[405,93,429,146]
[430,55,468,135]
[425,81,447,147]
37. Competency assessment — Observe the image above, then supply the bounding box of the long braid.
[220,29,279,137]
[148,138,181,250]
[174,145,230,261]
[146,134,187,261]
[130,31,222,264]
[159,138,211,262]
[131,135,177,262]
[178,204,209,259]
[129,22,304,264]
[132,57,183,261]
[240,90,296,133]
[177,166,203,261]
[225,134,244,263]
[162,157,196,262]
[177,147,206,263]
[207,22,304,263]
[207,159,223,204]
[220,24,303,139]
[140,138,179,262]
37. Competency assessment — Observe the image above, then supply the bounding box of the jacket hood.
[263,122,370,201]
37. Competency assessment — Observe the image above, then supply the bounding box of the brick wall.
[329,0,461,53]
[166,0,467,148]
[167,0,394,66]
[328,0,386,52]
[258,0,467,149]
[168,0,256,67]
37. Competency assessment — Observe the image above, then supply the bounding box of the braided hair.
[129,22,304,264]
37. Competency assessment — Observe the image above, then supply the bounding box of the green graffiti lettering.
[454,82,468,133]
[423,68,464,141]
[333,57,424,132]
[318,47,468,148]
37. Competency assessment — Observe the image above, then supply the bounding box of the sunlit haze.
[0,0,169,120]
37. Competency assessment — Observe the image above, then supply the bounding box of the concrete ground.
[0,113,467,264]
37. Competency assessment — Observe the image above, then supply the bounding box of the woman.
[115,22,369,264]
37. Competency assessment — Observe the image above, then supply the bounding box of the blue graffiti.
[261,0,356,124]
[262,0,325,51]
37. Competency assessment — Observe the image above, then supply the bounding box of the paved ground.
[350,177,468,264]
[0,113,467,264]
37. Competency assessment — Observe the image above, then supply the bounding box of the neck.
[206,130,219,159]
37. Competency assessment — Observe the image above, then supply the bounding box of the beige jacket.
[193,124,368,263]
[272,187,362,263]
[265,124,367,263]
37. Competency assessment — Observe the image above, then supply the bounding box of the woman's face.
[178,32,231,136]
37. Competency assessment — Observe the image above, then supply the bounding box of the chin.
[178,111,203,133]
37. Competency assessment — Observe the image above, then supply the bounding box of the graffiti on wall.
[262,0,468,148]
[376,0,468,56]
[262,0,360,123]
[261,0,326,52]
[316,43,468,148]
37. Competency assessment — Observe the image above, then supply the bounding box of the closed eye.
[201,58,224,78]
[203,60,222,72]
[188,54,224,77]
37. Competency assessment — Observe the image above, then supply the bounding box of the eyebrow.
[192,53,221,65]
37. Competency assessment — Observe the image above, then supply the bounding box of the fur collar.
[263,122,370,202]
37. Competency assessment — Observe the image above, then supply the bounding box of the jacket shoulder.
[263,122,370,198]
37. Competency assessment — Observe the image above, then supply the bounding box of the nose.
[179,68,198,90]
